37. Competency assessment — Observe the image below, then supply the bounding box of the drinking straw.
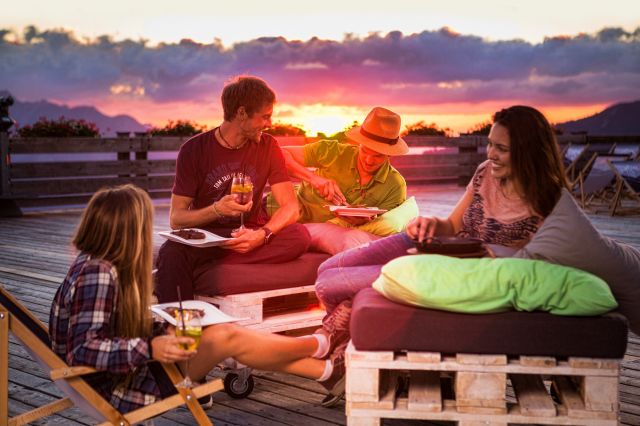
[176,286,186,332]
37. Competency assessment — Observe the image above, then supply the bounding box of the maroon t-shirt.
[173,129,289,229]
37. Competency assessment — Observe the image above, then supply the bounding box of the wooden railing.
[6,132,626,216]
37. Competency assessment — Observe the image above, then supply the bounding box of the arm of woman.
[405,186,474,241]
[66,261,192,373]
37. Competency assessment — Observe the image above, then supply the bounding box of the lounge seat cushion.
[194,252,330,296]
[351,288,628,358]
[514,188,640,334]
[372,254,617,316]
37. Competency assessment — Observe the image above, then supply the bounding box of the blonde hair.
[73,184,154,338]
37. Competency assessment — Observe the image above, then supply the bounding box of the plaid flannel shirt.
[50,253,169,413]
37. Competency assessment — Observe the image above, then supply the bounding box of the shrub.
[467,121,492,136]
[264,122,306,136]
[403,121,449,136]
[17,117,99,137]
[150,120,207,137]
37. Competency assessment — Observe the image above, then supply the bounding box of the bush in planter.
[18,117,99,137]
[150,120,207,137]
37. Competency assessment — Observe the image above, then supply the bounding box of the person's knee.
[280,223,311,254]
[204,323,240,348]
[157,241,186,267]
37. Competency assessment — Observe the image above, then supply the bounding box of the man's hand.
[309,175,347,205]
[222,228,265,253]
[214,194,253,217]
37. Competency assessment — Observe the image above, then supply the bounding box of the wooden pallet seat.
[196,252,330,333]
[345,288,628,426]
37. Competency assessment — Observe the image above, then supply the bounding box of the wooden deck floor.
[2,183,640,425]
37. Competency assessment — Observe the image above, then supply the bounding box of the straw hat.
[345,107,409,156]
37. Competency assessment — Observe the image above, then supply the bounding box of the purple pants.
[155,223,311,302]
[315,232,414,314]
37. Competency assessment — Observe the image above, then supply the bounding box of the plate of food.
[150,300,243,326]
[327,206,387,217]
[158,228,235,247]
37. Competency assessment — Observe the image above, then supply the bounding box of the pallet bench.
[197,284,324,334]
[345,343,621,425]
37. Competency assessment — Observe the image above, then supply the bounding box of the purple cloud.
[1,25,639,108]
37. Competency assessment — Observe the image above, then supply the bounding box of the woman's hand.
[405,216,438,242]
[150,334,196,363]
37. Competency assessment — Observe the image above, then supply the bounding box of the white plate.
[150,300,243,326]
[328,206,387,217]
[158,228,235,248]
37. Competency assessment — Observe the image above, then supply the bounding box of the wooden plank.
[510,374,556,417]
[456,354,507,365]
[553,376,618,420]
[10,160,176,179]
[520,356,557,367]
[10,175,174,196]
[407,371,441,412]
[9,138,138,154]
[347,368,380,403]
[455,371,507,409]
[579,375,619,412]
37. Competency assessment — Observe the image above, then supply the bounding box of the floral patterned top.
[458,160,542,249]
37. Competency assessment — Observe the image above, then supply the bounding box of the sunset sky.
[2,0,640,135]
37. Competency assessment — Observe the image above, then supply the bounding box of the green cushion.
[372,255,618,316]
[328,196,419,236]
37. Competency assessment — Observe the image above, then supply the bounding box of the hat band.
[359,127,398,145]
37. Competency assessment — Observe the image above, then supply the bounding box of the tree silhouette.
[150,120,207,136]
[403,121,449,136]
[264,122,306,136]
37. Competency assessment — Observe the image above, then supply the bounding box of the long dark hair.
[493,105,568,217]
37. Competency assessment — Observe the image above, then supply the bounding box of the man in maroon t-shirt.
[155,76,310,302]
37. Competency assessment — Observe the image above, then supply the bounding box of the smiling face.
[239,103,273,143]
[487,123,512,180]
[357,145,389,177]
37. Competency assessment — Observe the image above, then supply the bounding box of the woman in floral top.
[50,185,340,413]
[311,105,570,405]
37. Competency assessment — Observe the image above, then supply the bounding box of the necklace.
[217,127,248,150]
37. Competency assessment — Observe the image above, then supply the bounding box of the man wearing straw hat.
[272,107,411,254]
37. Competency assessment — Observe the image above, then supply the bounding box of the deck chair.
[574,154,627,209]
[614,143,640,160]
[564,144,590,183]
[608,160,640,216]
[0,285,223,426]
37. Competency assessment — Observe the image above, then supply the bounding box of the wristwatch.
[262,226,274,245]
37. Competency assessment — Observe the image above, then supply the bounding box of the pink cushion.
[194,252,330,296]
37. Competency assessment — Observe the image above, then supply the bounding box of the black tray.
[411,236,485,256]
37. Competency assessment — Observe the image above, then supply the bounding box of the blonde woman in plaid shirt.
[50,184,341,413]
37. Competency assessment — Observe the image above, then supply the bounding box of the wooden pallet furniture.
[345,342,621,426]
[198,284,324,334]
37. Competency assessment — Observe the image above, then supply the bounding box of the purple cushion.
[194,252,330,296]
[351,288,628,358]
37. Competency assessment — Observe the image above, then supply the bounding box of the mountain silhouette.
[557,100,640,136]
[0,90,147,136]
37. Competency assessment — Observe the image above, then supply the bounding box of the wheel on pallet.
[223,372,255,398]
